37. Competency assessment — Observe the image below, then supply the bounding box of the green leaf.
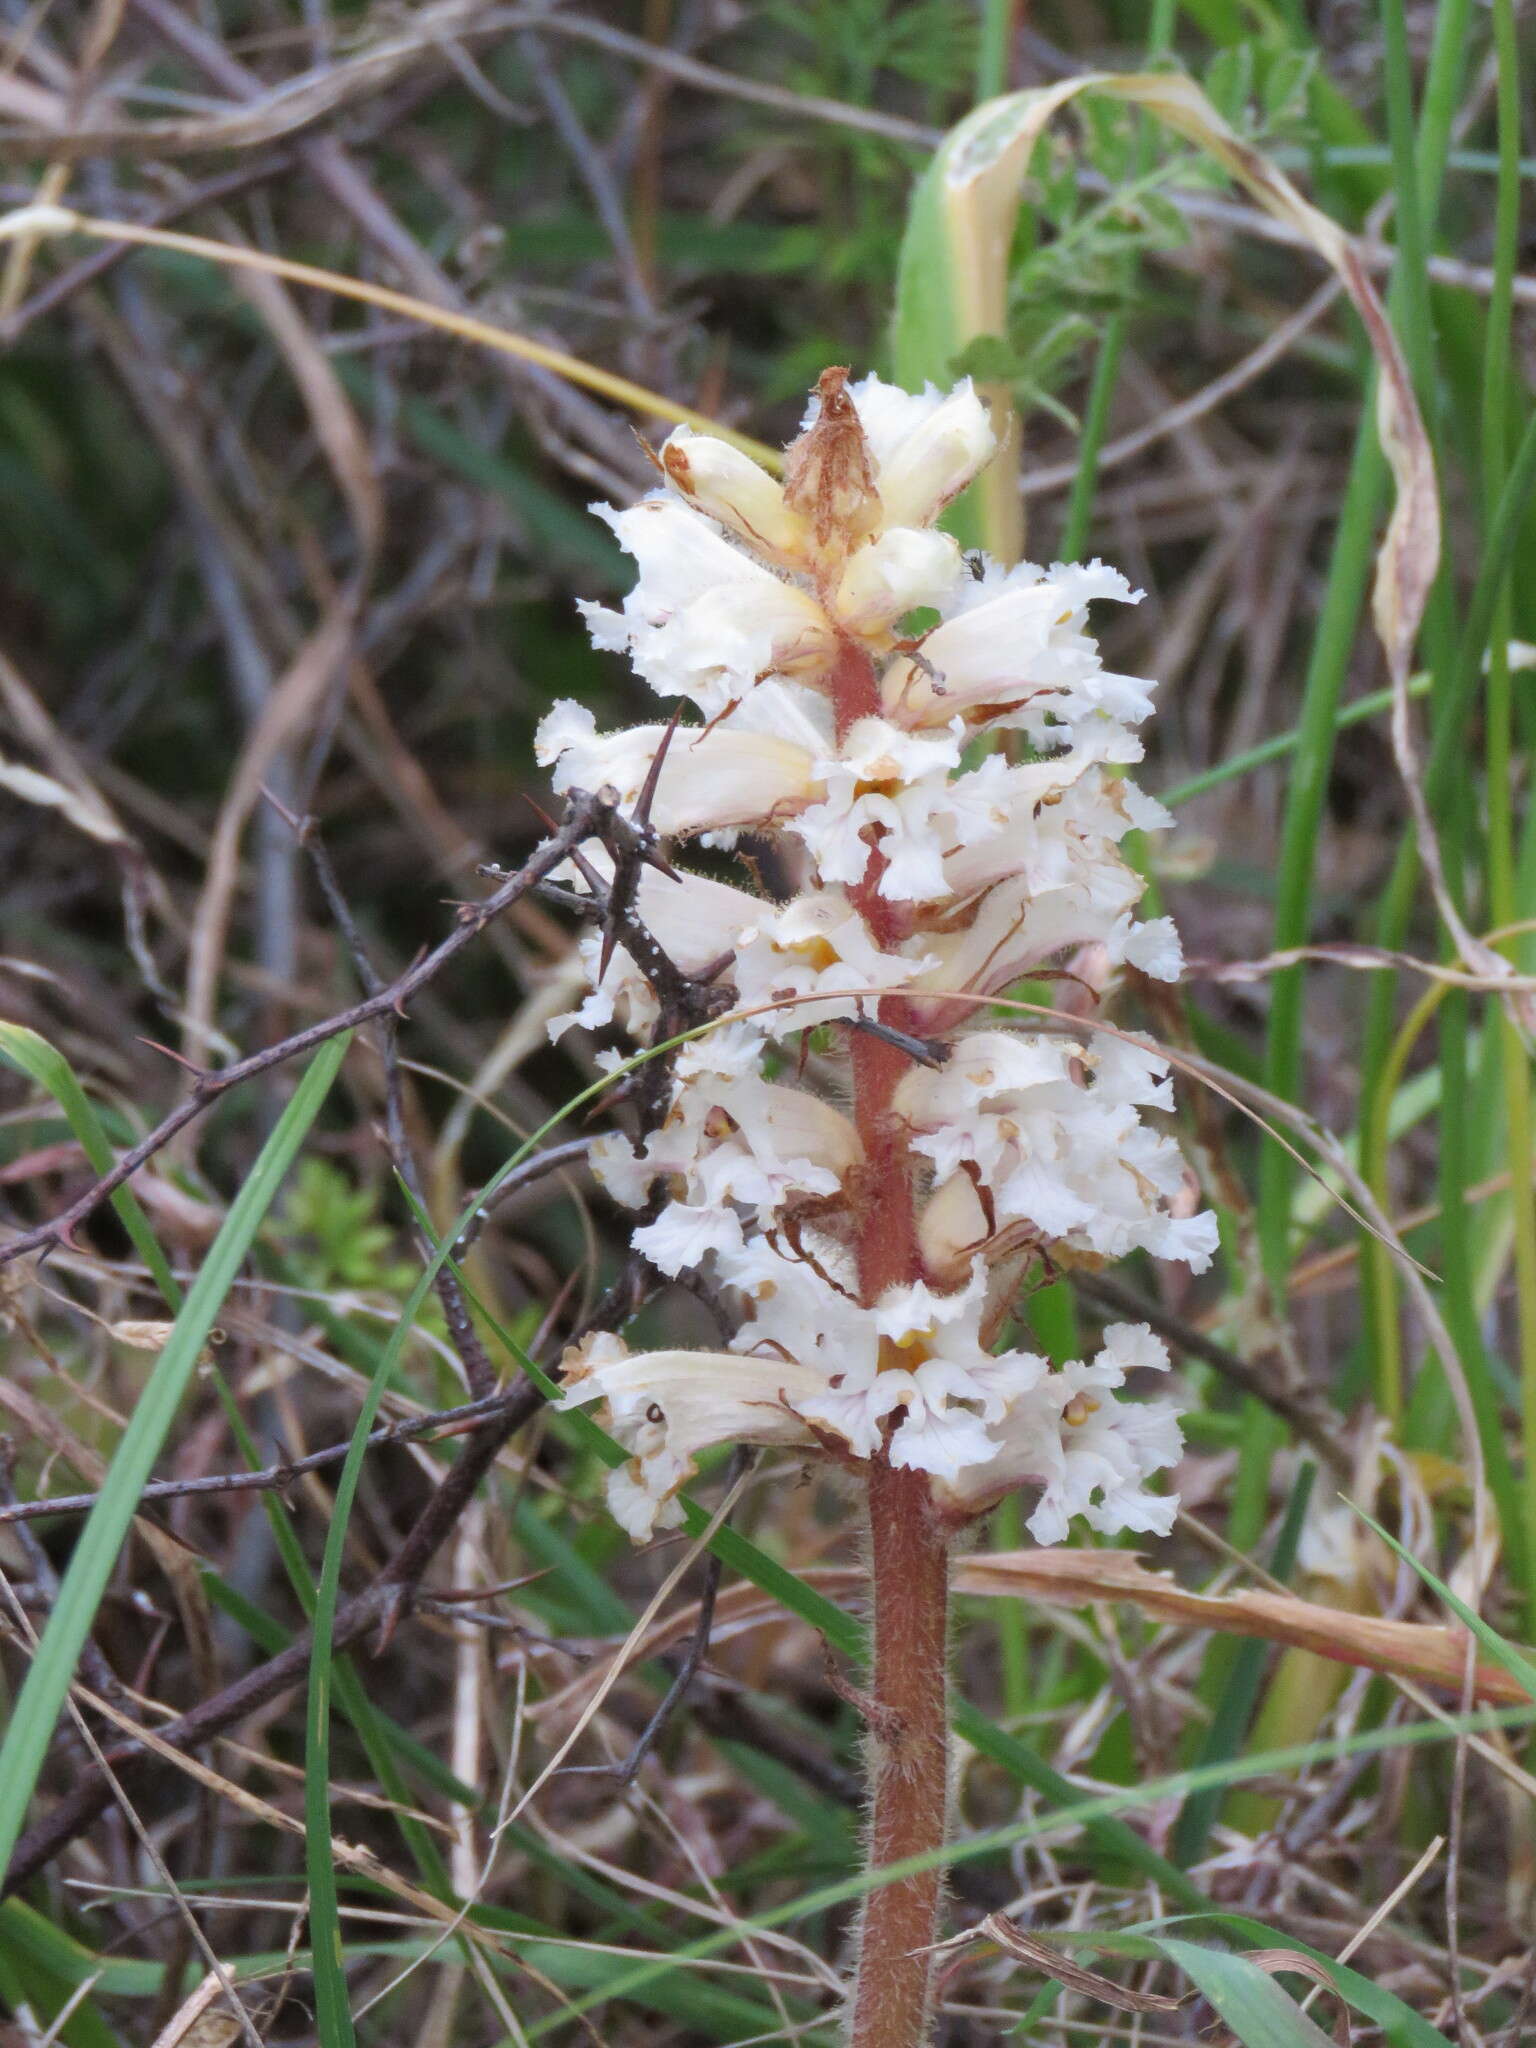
[0,1022,181,1307]
[1350,1503,1536,1705]
[1157,1940,1341,2048]
[0,1034,350,1886]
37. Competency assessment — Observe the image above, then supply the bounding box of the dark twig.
[0,790,617,1270]
[0,1389,526,1527]
[448,1136,594,1260]
[2,1388,538,1898]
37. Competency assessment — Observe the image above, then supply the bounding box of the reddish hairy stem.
[850,1462,951,2048]
[833,629,951,2048]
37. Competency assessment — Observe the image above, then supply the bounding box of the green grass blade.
[531,1703,1534,2032]
[1156,1938,1339,2048]
[0,1032,351,1885]
[0,1022,181,1308]
[1350,1505,1536,1706]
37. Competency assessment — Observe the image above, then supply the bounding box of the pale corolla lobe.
[541,367,1217,1543]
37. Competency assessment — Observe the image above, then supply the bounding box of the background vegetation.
[0,0,1533,2041]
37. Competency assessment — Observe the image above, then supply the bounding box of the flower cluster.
[542,369,1217,1542]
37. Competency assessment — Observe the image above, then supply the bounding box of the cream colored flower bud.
[872,380,995,529]
[917,1172,992,1282]
[832,527,963,634]
[660,429,806,562]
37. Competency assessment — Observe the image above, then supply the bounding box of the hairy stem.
[850,1459,951,2048]
[833,626,951,2047]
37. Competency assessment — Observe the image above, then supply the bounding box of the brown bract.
[782,365,881,554]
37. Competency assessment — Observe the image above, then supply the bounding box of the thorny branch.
[0,1388,527,1526]
[0,788,633,1270]
[2,781,758,1895]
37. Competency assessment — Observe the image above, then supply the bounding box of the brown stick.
[0,1388,525,1525]
[0,790,613,1269]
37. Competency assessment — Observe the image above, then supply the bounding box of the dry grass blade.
[541,1549,1526,1717]
[926,1913,1185,2013]
[147,1975,246,2048]
[1191,938,1536,994]
[955,1551,1526,1706]
[0,203,781,461]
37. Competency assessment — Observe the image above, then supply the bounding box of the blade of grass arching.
[6,1942,118,2048]
[436,1224,1222,1915]
[0,1023,182,1308]
[0,1032,350,1884]
[535,1702,1533,2035]
[0,1899,170,1998]
[1157,1939,1339,2048]
[1350,1505,1536,1706]
[1172,1462,1315,1865]
[1162,1913,1454,2048]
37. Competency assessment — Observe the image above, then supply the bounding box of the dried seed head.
[782,366,881,555]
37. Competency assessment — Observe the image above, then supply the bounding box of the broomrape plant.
[539,368,1216,2048]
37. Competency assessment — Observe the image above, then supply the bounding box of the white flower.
[632,1201,744,1275]
[581,497,833,718]
[537,701,823,837]
[544,368,1212,1548]
[559,1337,828,1538]
[658,427,806,562]
[931,1323,1183,1537]
[831,526,964,633]
[874,1266,986,1346]
[882,558,1150,741]
[844,374,996,528]
[1106,911,1184,982]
